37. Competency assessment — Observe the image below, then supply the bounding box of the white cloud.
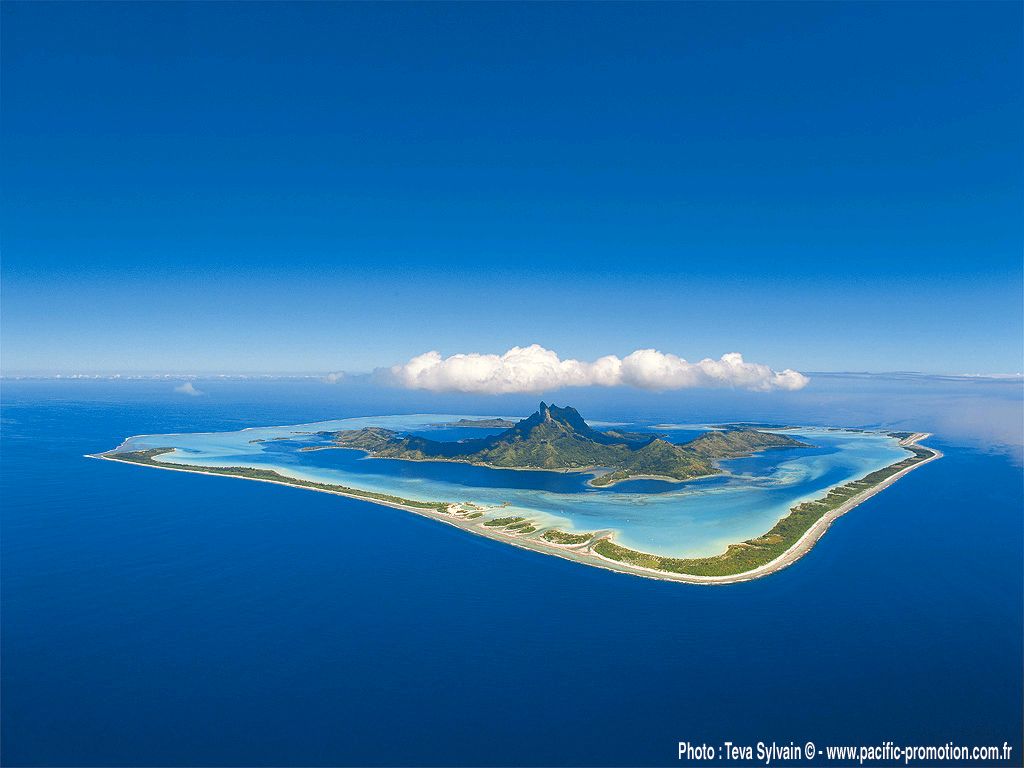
[173,381,204,396]
[619,350,808,392]
[323,372,345,384]
[389,344,809,394]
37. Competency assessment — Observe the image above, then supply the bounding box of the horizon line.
[2,371,1022,382]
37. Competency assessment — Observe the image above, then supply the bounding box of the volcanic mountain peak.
[331,402,810,486]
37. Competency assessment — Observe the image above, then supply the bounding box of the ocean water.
[2,378,1022,766]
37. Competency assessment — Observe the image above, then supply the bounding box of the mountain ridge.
[331,402,810,486]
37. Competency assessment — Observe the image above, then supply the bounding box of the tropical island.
[331,402,809,486]
[92,403,940,584]
[442,418,518,429]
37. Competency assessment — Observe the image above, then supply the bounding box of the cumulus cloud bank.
[389,345,809,394]
[173,381,204,396]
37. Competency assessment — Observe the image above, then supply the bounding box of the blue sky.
[2,1,1021,376]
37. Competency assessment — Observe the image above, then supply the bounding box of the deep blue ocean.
[2,378,1021,767]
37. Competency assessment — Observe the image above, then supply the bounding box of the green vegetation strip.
[594,445,936,577]
[102,449,449,512]
[483,516,525,528]
[541,530,593,545]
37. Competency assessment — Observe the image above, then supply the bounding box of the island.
[439,418,518,429]
[332,402,809,486]
[91,403,941,584]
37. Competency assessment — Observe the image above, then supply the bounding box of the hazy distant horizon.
[3,369,1022,381]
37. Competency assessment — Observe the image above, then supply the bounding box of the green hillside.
[684,428,808,458]
[332,403,809,485]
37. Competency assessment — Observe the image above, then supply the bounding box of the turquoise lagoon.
[113,416,912,558]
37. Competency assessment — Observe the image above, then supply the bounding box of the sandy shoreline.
[589,433,943,584]
[87,432,941,585]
